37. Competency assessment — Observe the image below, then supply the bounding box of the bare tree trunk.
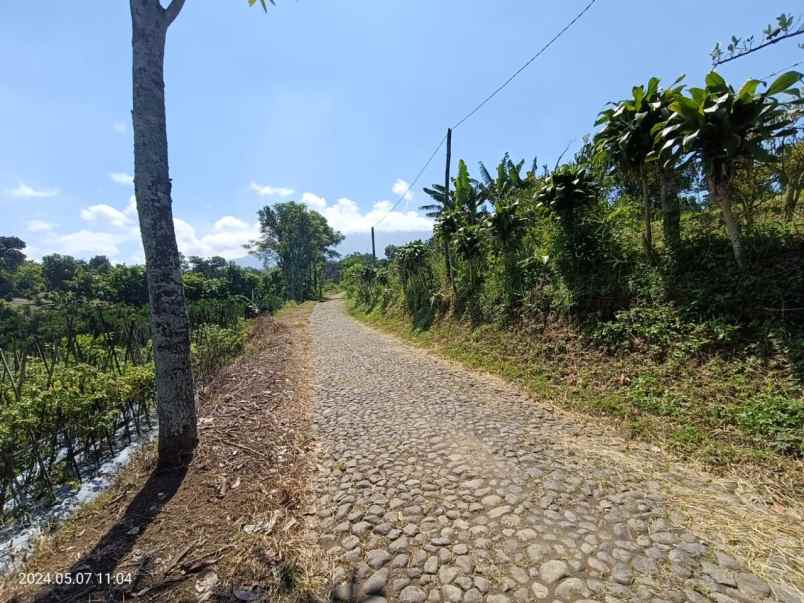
[131,0,197,467]
[660,173,681,252]
[707,176,744,269]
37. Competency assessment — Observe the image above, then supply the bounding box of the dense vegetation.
[344,70,804,466]
[0,201,340,522]
[252,201,344,301]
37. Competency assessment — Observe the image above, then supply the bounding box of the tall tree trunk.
[707,176,745,269]
[639,168,654,260]
[131,0,197,467]
[660,173,681,252]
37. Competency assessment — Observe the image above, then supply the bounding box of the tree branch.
[164,0,187,27]
[715,29,804,66]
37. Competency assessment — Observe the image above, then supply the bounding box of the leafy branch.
[248,0,276,11]
[711,13,804,66]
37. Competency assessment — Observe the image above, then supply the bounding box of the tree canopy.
[252,201,344,301]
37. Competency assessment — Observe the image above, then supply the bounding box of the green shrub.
[192,321,247,381]
[732,392,804,456]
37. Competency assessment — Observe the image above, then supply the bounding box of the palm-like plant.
[452,223,484,307]
[535,164,600,289]
[485,197,528,309]
[535,164,598,226]
[478,153,537,207]
[423,160,486,221]
[420,184,451,218]
[654,70,802,267]
[595,77,684,256]
[452,160,486,224]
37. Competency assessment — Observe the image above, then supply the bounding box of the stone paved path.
[307,299,797,603]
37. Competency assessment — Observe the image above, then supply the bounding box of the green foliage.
[253,201,344,301]
[192,321,247,382]
[395,241,437,328]
[711,13,803,65]
[0,293,251,520]
[655,71,802,179]
[0,236,26,273]
[732,392,804,454]
[248,0,275,11]
[41,254,80,292]
[535,164,598,223]
[595,76,682,179]
[340,64,804,466]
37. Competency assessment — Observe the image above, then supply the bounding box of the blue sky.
[1,1,800,264]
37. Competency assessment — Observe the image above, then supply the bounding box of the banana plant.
[420,184,451,219]
[654,70,802,268]
[594,77,685,256]
[477,153,537,207]
[452,160,486,224]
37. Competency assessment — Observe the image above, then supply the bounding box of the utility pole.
[371,226,376,262]
[443,128,454,288]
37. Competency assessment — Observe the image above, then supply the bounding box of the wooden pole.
[444,128,454,288]
[371,226,376,261]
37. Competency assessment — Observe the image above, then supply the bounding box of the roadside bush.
[192,320,247,382]
[732,392,804,456]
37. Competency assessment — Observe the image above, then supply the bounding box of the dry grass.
[551,428,804,598]
[1,303,328,603]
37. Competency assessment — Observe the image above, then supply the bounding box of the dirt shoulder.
[2,303,326,603]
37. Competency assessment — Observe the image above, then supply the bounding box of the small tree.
[535,165,609,313]
[595,77,684,256]
[477,153,536,207]
[252,202,343,301]
[654,70,802,267]
[0,237,26,273]
[484,197,527,312]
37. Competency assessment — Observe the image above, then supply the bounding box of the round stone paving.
[306,299,799,603]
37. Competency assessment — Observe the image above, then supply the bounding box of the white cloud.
[8,182,60,198]
[26,220,54,232]
[109,172,134,186]
[54,230,123,257]
[300,191,327,210]
[320,196,433,234]
[392,178,414,202]
[81,204,134,228]
[174,217,259,259]
[213,216,251,231]
[25,195,260,262]
[269,190,433,234]
[113,121,127,134]
[249,182,295,197]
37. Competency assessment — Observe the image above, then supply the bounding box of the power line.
[451,0,598,131]
[764,61,803,80]
[374,133,447,227]
[370,0,599,228]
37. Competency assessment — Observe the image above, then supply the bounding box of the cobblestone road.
[307,299,796,603]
